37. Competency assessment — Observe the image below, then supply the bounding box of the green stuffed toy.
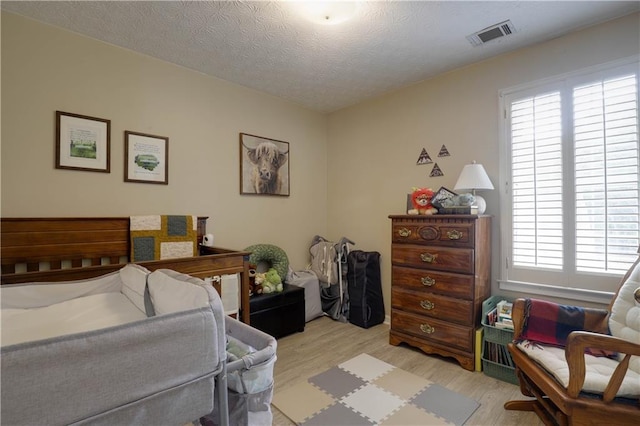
[244,244,289,279]
[256,268,284,294]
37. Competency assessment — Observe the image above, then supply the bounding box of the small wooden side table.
[199,245,252,324]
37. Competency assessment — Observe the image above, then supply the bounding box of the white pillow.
[119,264,150,314]
[609,259,640,375]
[147,270,209,315]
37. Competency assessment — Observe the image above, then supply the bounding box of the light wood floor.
[271,317,543,426]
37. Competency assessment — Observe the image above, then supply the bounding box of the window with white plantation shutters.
[573,75,639,274]
[511,92,564,270]
[501,59,639,299]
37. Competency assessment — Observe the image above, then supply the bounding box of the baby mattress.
[2,292,147,346]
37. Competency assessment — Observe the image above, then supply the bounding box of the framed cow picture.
[239,133,290,196]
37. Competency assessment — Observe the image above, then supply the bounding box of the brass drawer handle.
[421,276,436,286]
[420,300,435,310]
[420,323,435,334]
[398,227,412,238]
[420,253,437,263]
[447,230,462,240]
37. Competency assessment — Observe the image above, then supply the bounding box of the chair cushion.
[516,341,640,398]
[609,259,640,375]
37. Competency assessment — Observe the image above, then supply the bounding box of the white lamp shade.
[454,162,494,191]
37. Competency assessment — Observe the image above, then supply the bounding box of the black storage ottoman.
[248,283,305,339]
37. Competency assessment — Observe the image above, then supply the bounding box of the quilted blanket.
[130,215,197,262]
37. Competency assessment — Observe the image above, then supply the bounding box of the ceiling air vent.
[466,20,517,47]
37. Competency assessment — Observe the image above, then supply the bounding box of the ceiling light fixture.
[291,1,361,25]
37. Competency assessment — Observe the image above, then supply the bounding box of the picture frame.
[124,131,169,185]
[239,133,290,196]
[56,111,111,173]
[430,186,458,209]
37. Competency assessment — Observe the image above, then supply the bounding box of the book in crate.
[486,299,514,330]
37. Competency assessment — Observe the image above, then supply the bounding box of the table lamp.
[454,161,494,214]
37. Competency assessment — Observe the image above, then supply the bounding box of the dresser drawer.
[391,266,474,299]
[392,221,475,248]
[391,309,473,352]
[392,244,474,274]
[392,287,473,325]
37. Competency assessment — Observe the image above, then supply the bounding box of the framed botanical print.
[124,131,169,185]
[56,111,110,173]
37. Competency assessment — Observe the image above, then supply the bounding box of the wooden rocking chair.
[505,256,640,426]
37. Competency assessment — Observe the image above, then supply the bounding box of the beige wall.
[2,11,639,312]
[327,13,640,311]
[1,12,328,270]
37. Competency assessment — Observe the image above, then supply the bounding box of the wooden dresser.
[388,214,491,371]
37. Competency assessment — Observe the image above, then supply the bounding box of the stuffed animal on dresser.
[408,187,438,215]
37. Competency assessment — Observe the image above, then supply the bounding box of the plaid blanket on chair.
[519,298,615,357]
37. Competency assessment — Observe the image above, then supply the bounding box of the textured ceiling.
[2,1,639,113]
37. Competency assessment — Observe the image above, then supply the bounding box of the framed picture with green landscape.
[124,131,169,185]
[56,111,111,173]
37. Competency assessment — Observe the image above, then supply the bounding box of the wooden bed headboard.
[1,216,208,275]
